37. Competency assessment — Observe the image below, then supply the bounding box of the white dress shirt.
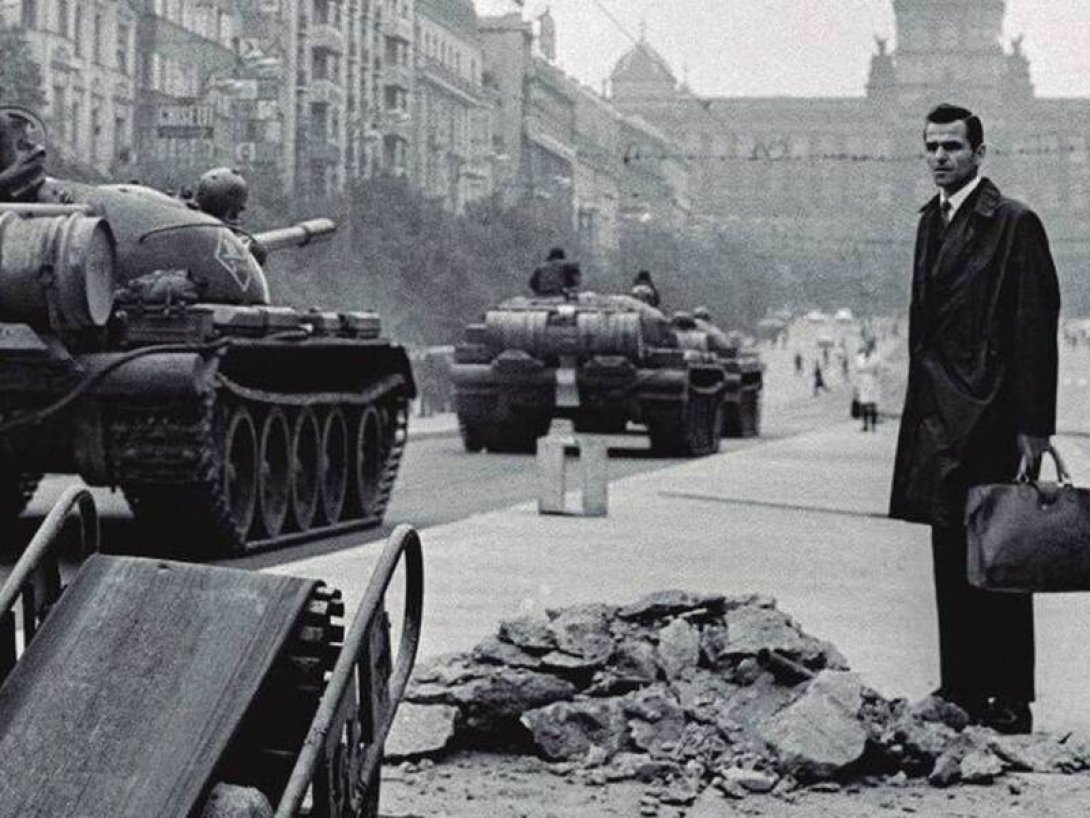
[940,174,983,223]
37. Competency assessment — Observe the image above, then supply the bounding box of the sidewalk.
[271,415,1090,735]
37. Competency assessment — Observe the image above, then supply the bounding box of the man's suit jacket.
[889,177,1060,527]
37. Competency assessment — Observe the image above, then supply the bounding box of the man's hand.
[1016,433,1051,481]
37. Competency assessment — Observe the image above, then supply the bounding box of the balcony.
[382,62,413,91]
[310,22,344,54]
[307,78,344,105]
[304,138,342,164]
[419,57,481,106]
[380,110,412,141]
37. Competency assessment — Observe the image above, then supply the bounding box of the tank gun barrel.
[252,218,336,253]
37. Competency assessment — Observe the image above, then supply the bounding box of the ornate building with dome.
[608,0,1090,308]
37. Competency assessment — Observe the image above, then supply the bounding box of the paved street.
[264,336,1090,736]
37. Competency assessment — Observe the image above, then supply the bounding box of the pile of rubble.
[389,590,1090,802]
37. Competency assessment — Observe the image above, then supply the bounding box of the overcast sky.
[475,1,1090,99]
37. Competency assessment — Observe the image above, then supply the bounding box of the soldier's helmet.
[196,166,248,221]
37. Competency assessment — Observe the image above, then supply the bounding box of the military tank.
[0,109,415,556]
[451,291,728,456]
[675,311,764,438]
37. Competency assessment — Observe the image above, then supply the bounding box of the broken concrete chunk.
[199,784,273,818]
[655,618,701,680]
[988,732,1082,773]
[616,590,727,622]
[549,604,615,663]
[384,703,459,760]
[624,687,686,754]
[759,671,868,780]
[521,698,628,760]
[928,750,962,787]
[473,636,543,669]
[446,668,578,734]
[720,765,779,793]
[498,614,557,653]
[960,747,1005,783]
[699,623,731,668]
[612,638,660,685]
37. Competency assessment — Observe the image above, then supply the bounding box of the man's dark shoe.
[985,699,1033,735]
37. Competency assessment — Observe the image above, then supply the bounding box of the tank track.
[212,583,346,806]
[115,382,409,557]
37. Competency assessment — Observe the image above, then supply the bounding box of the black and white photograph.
[1,0,1090,815]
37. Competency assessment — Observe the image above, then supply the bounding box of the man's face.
[924,119,984,194]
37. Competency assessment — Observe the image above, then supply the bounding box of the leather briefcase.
[965,446,1090,592]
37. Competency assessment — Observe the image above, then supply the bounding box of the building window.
[93,11,103,63]
[117,23,130,73]
[73,5,82,54]
[310,102,329,141]
[56,0,69,37]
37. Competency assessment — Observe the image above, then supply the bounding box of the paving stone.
[384,703,459,760]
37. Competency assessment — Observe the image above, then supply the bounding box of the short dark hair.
[546,246,566,261]
[924,103,984,150]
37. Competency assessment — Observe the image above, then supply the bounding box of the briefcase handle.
[1016,444,1072,486]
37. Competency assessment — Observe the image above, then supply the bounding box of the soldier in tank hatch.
[0,110,46,202]
[630,269,661,307]
[529,247,581,296]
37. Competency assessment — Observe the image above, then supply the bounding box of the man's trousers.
[931,525,1035,702]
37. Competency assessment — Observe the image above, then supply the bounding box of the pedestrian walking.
[854,339,881,431]
[889,104,1060,734]
[794,351,803,375]
[812,360,828,397]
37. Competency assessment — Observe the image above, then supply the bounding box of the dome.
[611,39,676,85]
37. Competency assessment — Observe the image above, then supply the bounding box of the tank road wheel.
[458,416,485,453]
[650,391,722,458]
[223,405,259,542]
[256,408,291,538]
[350,405,384,519]
[318,407,349,524]
[290,406,321,531]
[721,400,742,438]
[740,391,762,438]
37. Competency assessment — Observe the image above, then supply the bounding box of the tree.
[0,25,45,110]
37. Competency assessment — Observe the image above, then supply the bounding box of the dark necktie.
[940,199,953,228]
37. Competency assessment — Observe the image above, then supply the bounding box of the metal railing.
[0,486,99,684]
[275,523,424,818]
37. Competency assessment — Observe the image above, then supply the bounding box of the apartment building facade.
[413,0,490,212]
[4,0,139,175]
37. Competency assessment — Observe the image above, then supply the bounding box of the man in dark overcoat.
[889,104,1060,734]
